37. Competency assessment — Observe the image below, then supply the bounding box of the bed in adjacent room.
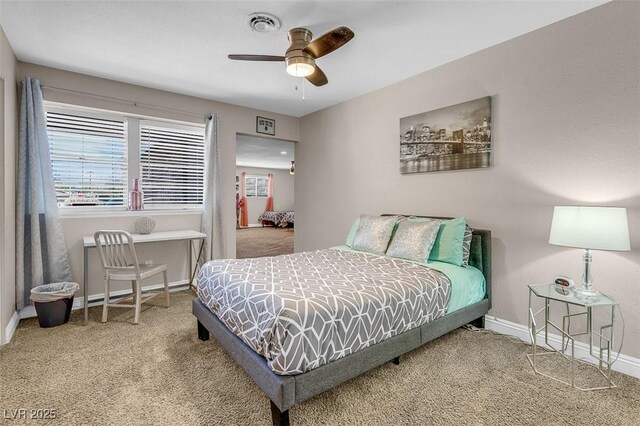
[193,215,491,425]
[258,210,294,228]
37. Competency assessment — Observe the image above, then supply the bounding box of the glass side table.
[527,283,619,390]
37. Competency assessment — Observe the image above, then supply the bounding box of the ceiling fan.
[228,26,355,87]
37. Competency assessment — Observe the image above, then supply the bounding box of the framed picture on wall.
[399,96,492,173]
[256,116,276,136]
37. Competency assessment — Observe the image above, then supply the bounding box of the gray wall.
[297,2,640,357]
[0,24,18,343]
[236,166,294,225]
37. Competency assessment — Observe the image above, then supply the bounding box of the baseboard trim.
[18,280,191,320]
[2,311,20,346]
[484,315,640,379]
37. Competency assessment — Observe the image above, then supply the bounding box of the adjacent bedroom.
[236,134,295,258]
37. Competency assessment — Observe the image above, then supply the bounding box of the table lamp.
[549,206,630,296]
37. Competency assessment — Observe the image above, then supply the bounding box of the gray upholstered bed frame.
[192,215,491,426]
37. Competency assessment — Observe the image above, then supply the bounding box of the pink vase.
[128,178,144,211]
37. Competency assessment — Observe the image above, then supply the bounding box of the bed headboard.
[382,214,492,309]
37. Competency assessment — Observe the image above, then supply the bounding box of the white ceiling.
[0,1,606,117]
[236,135,295,169]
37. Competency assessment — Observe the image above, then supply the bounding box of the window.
[245,175,269,197]
[140,121,205,206]
[47,110,127,207]
[46,105,205,212]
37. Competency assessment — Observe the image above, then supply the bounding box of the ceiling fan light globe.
[285,56,315,77]
[286,63,314,77]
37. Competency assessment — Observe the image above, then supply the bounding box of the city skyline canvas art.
[399,97,492,173]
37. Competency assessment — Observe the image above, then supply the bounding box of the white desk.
[82,230,206,324]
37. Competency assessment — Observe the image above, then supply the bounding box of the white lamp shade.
[549,206,631,251]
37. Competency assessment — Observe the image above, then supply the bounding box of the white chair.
[94,230,170,324]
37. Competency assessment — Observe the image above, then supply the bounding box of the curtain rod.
[21,80,208,119]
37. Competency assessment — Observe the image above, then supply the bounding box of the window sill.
[59,209,203,219]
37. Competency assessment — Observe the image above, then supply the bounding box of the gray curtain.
[201,114,225,262]
[16,77,73,309]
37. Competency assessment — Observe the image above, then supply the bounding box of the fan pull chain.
[294,79,306,101]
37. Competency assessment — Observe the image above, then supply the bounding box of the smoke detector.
[247,13,281,33]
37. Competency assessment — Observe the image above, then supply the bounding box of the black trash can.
[34,297,74,328]
[30,282,79,328]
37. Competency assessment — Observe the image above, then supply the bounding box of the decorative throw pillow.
[345,217,361,247]
[351,215,398,255]
[386,219,441,263]
[428,216,467,266]
[462,225,473,267]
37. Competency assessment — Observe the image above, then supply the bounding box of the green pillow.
[345,217,361,247]
[428,217,467,266]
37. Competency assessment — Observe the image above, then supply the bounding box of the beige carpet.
[236,227,294,259]
[1,291,639,426]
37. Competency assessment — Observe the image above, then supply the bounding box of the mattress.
[197,248,451,375]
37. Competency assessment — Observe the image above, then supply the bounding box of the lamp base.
[577,248,597,297]
[575,286,600,297]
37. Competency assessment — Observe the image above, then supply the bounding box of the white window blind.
[47,111,127,207]
[246,175,268,197]
[140,122,205,206]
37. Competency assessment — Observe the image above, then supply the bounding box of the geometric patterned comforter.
[279,211,294,227]
[258,210,292,227]
[197,249,451,375]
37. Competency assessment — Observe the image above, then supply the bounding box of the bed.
[193,215,491,425]
[258,210,293,227]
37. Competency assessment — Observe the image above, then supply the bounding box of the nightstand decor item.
[554,275,574,288]
[134,216,155,235]
[548,206,630,296]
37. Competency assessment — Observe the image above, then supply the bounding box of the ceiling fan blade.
[303,26,354,59]
[228,54,285,62]
[306,66,328,87]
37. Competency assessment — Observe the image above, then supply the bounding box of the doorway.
[235,134,295,259]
